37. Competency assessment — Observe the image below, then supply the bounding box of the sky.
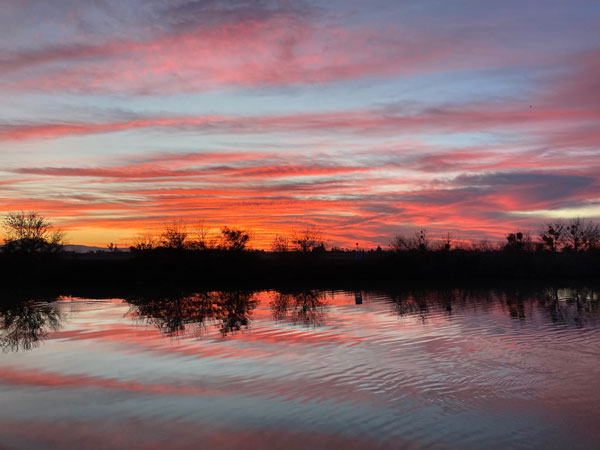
[1,0,599,248]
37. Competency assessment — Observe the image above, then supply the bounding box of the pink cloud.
[1,15,468,95]
[1,106,596,142]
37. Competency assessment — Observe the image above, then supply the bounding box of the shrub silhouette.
[505,232,527,251]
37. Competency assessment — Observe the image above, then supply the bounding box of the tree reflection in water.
[383,286,600,327]
[540,286,600,327]
[128,290,329,337]
[271,290,328,327]
[0,294,62,352]
[2,286,598,350]
[127,291,258,338]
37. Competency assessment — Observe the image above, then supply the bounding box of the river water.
[1,286,599,449]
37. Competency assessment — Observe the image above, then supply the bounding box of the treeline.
[0,212,599,287]
[128,221,326,253]
[131,218,600,254]
[390,218,600,253]
[2,211,600,255]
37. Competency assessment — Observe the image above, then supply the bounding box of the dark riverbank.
[1,249,599,293]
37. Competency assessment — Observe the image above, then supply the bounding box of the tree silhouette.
[220,227,251,251]
[131,232,158,252]
[504,231,533,252]
[563,218,600,251]
[539,222,565,252]
[160,221,188,249]
[270,234,290,252]
[390,229,430,251]
[440,232,452,251]
[188,220,216,250]
[2,211,64,254]
[292,227,324,252]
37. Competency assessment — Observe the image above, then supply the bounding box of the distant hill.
[0,243,129,253]
[64,244,130,253]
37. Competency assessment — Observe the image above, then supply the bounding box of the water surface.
[1,287,600,449]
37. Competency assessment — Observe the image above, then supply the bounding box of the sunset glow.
[1,1,599,248]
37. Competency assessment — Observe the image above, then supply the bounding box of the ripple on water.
[1,287,600,449]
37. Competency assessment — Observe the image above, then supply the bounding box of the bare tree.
[131,232,158,251]
[271,234,290,252]
[563,218,600,251]
[220,227,251,251]
[188,220,217,250]
[2,211,64,254]
[390,229,429,252]
[292,227,324,252]
[390,233,411,251]
[160,221,188,249]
